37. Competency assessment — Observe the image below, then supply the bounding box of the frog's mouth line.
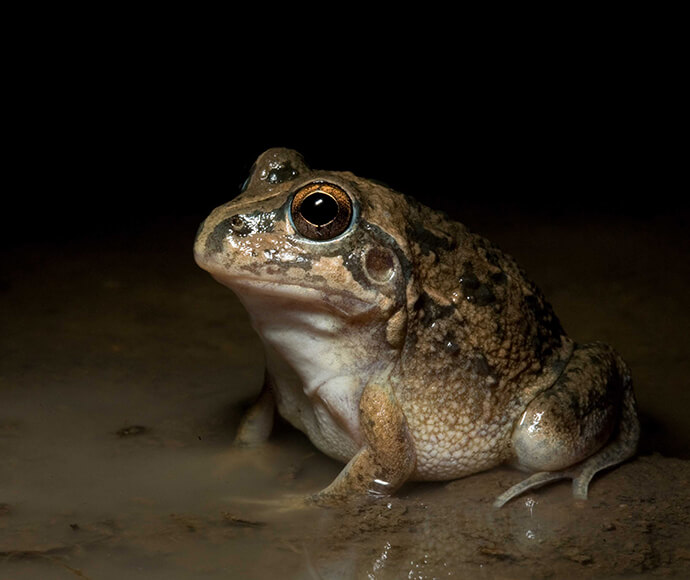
[209,273,379,319]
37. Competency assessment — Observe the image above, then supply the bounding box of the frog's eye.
[291,182,353,241]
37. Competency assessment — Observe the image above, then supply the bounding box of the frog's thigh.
[512,344,621,472]
[316,382,416,502]
[499,342,639,506]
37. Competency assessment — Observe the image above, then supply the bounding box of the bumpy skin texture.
[193,148,639,507]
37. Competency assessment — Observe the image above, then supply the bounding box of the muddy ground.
[2,206,689,579]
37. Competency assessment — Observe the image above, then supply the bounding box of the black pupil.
[301,192,339,226]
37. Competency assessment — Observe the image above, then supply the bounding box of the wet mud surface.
[2,210,689,579]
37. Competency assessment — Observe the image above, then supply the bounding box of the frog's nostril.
[229,214,252,236]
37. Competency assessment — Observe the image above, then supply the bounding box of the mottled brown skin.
[194,148,640,507]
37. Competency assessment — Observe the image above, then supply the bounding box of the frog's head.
[194,148,415,348]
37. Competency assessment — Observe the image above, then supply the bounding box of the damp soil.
[1,210,689,579]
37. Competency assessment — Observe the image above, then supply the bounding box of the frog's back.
[391,198,574,479]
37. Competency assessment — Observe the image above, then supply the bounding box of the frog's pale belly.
[269,367,363,463]
[233,279,397,465]
[258,323,372,464]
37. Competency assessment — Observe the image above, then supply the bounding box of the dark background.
[11,105,684,247]
[6,46,686,289]
[6,25,686,248]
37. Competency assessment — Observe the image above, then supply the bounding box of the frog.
[193,148,640,508]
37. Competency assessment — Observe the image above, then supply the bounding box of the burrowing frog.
[193,148,639,507]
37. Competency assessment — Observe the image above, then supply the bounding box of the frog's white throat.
[232,285,395,460]
[236,286,391,395]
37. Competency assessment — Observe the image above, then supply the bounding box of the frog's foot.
[306,485,391,509]
[498,342,640,508]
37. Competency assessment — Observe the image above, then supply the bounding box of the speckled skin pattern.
[194,148,639,506]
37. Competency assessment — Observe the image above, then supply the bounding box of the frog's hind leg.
[495,342,640,508]
[570,381,639,499]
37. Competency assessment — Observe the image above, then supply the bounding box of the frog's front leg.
[313,381,416,504]
[233,372,276,447]
[495,342,640,508]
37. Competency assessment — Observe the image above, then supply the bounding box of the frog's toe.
[494,470,572,508]
[572,473,591,501]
